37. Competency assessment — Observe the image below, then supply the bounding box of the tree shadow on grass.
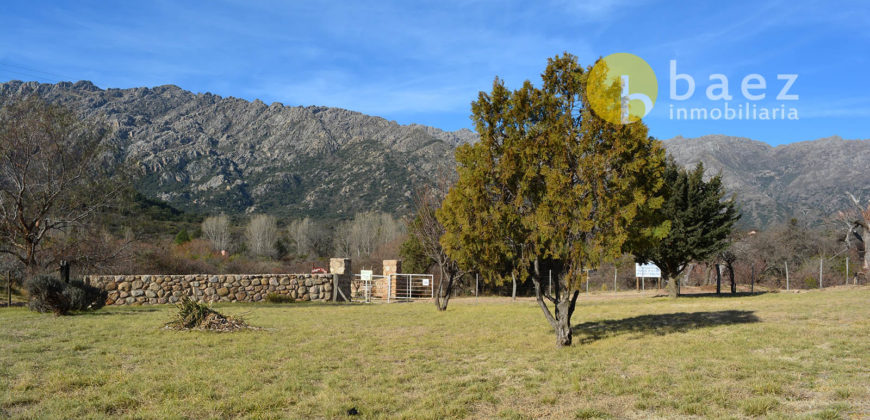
[76,307,161,316]
[573,310,759,344]
[655,292,770,299]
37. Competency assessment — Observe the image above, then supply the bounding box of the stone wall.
[83,274,335,306]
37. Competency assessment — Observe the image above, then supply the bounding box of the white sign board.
[422,278,430,286]
[635,263,662,278]
[360,270,373,281]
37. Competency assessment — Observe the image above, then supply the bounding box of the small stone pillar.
[329,258,352,301]
[383,260,402,299]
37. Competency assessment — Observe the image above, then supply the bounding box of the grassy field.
[1,288,868,419]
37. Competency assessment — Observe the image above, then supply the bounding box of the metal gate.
[387,273,434,302]
[353,273,386,303]
[352,273,434,303]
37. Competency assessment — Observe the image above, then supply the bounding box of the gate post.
[383,260,401,300]
[329,258,352,302]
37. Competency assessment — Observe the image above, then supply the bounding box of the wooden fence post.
[819,258,823,289]
[845,257,849,285]
[613,268,617,295]
[750,264,755,294]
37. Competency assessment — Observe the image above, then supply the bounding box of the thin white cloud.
[549,0,650,21]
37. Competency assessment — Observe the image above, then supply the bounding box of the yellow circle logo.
[587,53,657,124]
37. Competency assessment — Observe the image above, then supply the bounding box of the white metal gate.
[353,273,386,303]
[387,273,434,302]
[352,273,434,303]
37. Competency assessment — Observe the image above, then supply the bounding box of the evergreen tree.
[633,159,740,297]
[399,216,435,274]
[438,54,668,346]
[174,228,191,245]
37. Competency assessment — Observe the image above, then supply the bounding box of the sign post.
[361,270,373,302]
[635,263,661,293]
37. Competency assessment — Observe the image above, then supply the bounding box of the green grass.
[2,288,869,419]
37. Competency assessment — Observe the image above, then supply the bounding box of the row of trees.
[199,211,404,260]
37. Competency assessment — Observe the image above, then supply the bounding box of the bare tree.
[288,217,330,257]
[333,221,355,258]
[840,193,869,274]
[718,249,737,294]
[202,213,231,252]
[0,97,122,275]
[409,181,467,311]
[333,211,403,258]
[245,214,277,258]
[50,225,134,275]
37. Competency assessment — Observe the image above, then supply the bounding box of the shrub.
[174,228,191,245]
[25,276,108,315]
[25,275,70,315]
[265,292,294,303]
[66,280,107,311]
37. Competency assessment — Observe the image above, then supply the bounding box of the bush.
[265,292,294,303]
[174,228,191,245]
[66,280,107,311]
[25,275,70,315]
[25,276,108,315]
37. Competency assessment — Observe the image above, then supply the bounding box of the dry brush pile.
[164,296,256,332]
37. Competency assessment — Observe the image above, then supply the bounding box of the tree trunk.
[716,264,722,295]
[728,264,736,294]
[511,272,517,301]
[531,260,580,346]
[667,275,680,297]
[860,229,869,273]
[434,267,453,311]
[553,295,577,346]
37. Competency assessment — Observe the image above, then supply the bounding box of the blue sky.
[1,0,867,145]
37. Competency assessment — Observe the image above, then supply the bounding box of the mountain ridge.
[1,79,867,228]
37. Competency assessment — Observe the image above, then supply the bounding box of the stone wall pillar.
[383,259,402,299]
[329,258,352,301]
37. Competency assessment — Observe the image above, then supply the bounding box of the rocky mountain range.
[663,135,869,228]
[0,80,460,220]
[1,80,867,229]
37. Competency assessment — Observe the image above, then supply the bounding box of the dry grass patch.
[1,288,869,418]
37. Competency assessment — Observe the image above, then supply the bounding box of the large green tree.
[633,159,740,297]
[438,54,668,346]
